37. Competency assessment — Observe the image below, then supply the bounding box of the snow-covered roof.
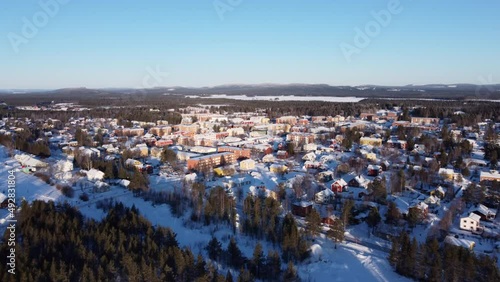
[436,186,446,194]
[86,168,105,182]
[480,170,500,180]
[14,154,48,168]
[444,235,475,249]
[55,160,73,172]
[462,213,481,222]
[473,204,496,217]
[293,200,314,207]
[316,188,334,197]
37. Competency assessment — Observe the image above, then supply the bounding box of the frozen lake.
[192,94,364,102]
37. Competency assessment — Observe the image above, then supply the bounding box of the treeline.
[0,107,183,125]
[2,94,498,126]
[142,185,236,228]
[0,126,51,157]
[205,237,300,281]
[0,201,227,282]
[241,195,310,262]
[389,231,500,282]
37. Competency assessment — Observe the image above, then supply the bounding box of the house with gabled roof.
[460,213,482,232]
[471,204,497,221]
[331,178,347,193]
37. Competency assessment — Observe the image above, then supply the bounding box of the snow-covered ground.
[298,235,411,282]
[0,146,412,281]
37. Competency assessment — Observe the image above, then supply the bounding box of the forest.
[0,201,225,282]
[388,230,500,282]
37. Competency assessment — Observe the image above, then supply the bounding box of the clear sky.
[1,0,499,89]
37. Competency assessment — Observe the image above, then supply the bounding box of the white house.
[302,152,316,162]
[14,154,49,168]
[315,189,335,204]
[262,154,275,163]
[460,213,481,232]
[86,168,105,182]
[303,143,318,152]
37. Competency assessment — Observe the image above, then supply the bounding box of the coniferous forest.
[389,231,500,282]
[0,201,226,282]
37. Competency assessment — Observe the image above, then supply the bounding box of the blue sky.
[1,0,499,89]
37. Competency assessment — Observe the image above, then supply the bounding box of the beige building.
[239,159,256,171]
[359,137,382,146]
[411,117,440,125]
[480,170,500,182]
[114,127,144,137]
[149,126,172,136]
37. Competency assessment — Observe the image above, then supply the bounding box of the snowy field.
[299,236,411,282]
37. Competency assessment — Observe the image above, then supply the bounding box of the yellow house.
[364,152,377,161]
[270,164,288,174]
[135,144,149,157]
[213,167,225,177]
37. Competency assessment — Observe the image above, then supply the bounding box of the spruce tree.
[251,242,265,279]
[207,237,223,261]
[305,208,321,238]
[366,207,381,232]
[283,261,299,282]
[227,237,245,269]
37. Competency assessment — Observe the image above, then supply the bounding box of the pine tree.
[281,213,300,262]
[426,239,442,282]
[327,219,345,245]
[237,268,253,282]
[118,163,129,179]
[207,237,223,261]
[266,250,282,280]
[388,237,399,268]
[407,208,421,228]
[104,162,115,179]
[251,243,265,279]
[341,199,355,227]
[227,237,245,269]
[407,238,418,278]
[283,261,299,282]
[396,231,411,275]
[366,207,381,232]
[385,201,401,224]
[225,270,233,282]
[305,208,321,238]
[443,245,459,282]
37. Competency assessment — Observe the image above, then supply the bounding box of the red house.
[331,179,347,193]
[367,165,382,177]
[292,201,313,217]
[321,216,338,226]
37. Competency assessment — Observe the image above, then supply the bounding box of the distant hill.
[1,83,500,100]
